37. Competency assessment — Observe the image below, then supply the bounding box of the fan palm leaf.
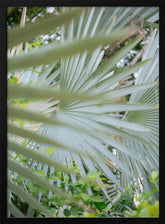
[120,28,159,194]
[7,7,159,217]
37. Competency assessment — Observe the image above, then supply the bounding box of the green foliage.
[10,164,108,217]
[27,38,43,48]
[45,168,108,217]
[125,200,159,217]
[102,170,159,218]
[124,195,159,217]
[124,171,159,217]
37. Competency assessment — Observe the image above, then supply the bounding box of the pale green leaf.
[8,200,26,217]
[8,8,86,49]
[8,27,138,72]
[8,159,81,207]
[8,180,54,217]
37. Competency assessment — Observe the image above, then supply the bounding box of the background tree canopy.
[7,7,159,217]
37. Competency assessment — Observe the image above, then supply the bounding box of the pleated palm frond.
[7,7,159,217]
[120,28,159,194]
[104,29,159,213]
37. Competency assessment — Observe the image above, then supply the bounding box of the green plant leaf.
[8,141,79,176]
[8,8,86,49]
[94,202,107,210]
[63,208,71,217]
[8,85,103,102]
[8,27,137,72]
[8,200,26,218]
[8,180,53,217]
[8,159,81,207]
[151,170,158,180]
[80,193,90,201]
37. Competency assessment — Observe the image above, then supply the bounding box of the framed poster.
[0,0,161,223]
